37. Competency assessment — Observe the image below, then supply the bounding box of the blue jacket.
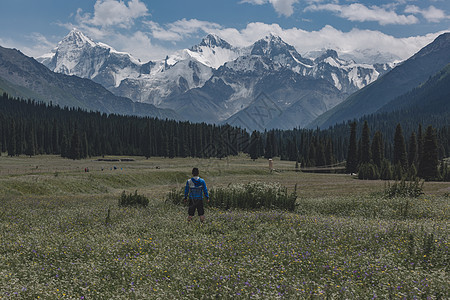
[185,177,209,200]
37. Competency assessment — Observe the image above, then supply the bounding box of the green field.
[0,154,449,299]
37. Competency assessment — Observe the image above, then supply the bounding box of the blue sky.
[1,0,449,62]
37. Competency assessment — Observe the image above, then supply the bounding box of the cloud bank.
[240,0,300,17]
[304,3,419,25]
[405,5,449,23]
[20,0,448,64]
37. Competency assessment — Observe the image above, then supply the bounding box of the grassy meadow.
[0,154,449,299]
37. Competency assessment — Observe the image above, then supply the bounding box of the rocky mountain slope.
[309,32,450,129]
[0,45,178,120]
[38,30,392,130]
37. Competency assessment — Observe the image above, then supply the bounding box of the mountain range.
[0,45,178,120]
[37,29,393,130]
[1,30,448,132]
[310,32,450,129]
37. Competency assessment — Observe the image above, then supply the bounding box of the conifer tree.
[15,121,24,156]
[360,121,371,164]
[69,129,81,160]
[7,120,16,157]
[142,121,151,159]
[417,124,424,166]
[408,131,418,167]
[346,122,358,173]
[82,132,89,158]
[371,131,383,168]
[249,131,260,160]
[287,138,298,162]
[52,120,59,154]
[264,130,273,159]
[25,127,36,157]
[325,138,334,166]
[393,124,407,169]
[316,141,326,166]
[257,132,265,159]
[60,134,68,158]
[308,141,316,166]
[0,121,2,156]
[418,125,439,180]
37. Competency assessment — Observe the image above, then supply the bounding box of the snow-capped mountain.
[311,49,392,93]
[184,33,242,69]
[38,29,144,89]
[38,30,393,130]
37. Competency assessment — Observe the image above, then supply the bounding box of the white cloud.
[240,0,299,17]
[49,0,447,63]
[146,19,222,42]
[305,3,419,25]
[76,0,148,28]
[240,0,266,4]
[0,33,57,58]
[110,31,169,61]
[55,0,170,61]
[405,5,449,23]
[270,0,299,17]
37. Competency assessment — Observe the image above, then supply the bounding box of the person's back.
[184,168,209,222]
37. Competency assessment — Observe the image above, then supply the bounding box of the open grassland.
[0,154,449,299]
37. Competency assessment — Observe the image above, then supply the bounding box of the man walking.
[184,167,209,223]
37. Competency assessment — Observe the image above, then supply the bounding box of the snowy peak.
[250,34,313,67]
[193,33,233,50]
[315,49,339,62]
[58,28,97,49]
[184,33,241,69]
[35,29,395,130]
[37,29,143,89]
[251,34,292,56]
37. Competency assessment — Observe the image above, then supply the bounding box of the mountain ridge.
[0,45,179,120]
[37,30,392,131]
[308,32,450,129]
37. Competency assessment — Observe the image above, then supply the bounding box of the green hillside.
[378,63,450,114]
[0,46,179,120]
[309,32,450,129]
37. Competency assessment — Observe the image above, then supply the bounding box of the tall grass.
[118,190,149,208]
[167,181,297,211]
[384,178,424,198]
[210,181,297,211]
[1,194,448,299]
[0,156,448,298]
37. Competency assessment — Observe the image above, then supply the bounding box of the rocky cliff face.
[38,30,393,130]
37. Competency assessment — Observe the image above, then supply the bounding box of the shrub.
[384,178,424,198]
[166,181,298,211]
[211,181,297,211]
[358,163,379,180]
[167,188,185,206]
[118,190,149,208]
[380,159,393,180]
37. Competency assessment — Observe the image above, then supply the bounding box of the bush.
[440,162,450,181]
[118,190,149,208]
[166,181,298,211]
[211,181,297,211]
[380,159,393,180]
[167,188,185,206]
[358,163,379,180]
[384,178,424,198]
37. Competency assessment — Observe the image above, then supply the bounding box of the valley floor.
[0,154,448,298]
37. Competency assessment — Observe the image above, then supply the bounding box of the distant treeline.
[0,93,448,173]
[345,121,449,181]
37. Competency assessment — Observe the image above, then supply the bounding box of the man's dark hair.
[192,167,199,176]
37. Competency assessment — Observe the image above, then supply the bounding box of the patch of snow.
[331,73,342,90]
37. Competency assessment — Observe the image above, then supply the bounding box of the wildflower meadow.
[0,155,448,299]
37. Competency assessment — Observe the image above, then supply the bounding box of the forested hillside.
[0,93,448,177]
